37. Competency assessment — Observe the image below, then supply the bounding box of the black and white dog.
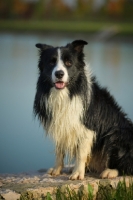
[34,40,133,180]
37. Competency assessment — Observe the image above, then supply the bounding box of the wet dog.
[34,40,133,180]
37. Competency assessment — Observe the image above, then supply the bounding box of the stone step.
[0,168,132,200]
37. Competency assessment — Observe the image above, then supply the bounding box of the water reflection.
[0,33,133,173]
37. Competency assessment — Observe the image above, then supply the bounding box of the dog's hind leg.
[100,168,119,179]
[47,151,64,176]
[100,128,133,179]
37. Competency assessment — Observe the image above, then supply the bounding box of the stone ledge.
[0,168,133,200]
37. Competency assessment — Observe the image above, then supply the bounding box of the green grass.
[44,185,94,200]
[0,20,133,35]
[45,179,133,200]
[97,179,133,200]
[19,178,133,199]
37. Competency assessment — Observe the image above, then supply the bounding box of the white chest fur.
[44,87,91,159]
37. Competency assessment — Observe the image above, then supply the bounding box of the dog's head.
[36,40,88,90]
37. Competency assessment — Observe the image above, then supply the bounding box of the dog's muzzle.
[54,70,67,89]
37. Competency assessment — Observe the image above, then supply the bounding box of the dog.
[34,40,133,180]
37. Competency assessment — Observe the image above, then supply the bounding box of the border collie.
[34,40,133,180]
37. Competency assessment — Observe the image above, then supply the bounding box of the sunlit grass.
[97,179,133,200]
[45,179,133,200]
[0,20,133,35]
[46,184,94,200]
[19,178,133,200]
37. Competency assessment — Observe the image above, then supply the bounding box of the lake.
[0,33,133,173]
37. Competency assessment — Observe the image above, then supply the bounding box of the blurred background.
[0,0,133,174]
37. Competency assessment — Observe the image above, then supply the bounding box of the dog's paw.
[69,171,84,180]
[47,167,61,176]
[100,169,119,179]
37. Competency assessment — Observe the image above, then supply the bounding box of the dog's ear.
[35,43,53,50]
[71,40,88,52]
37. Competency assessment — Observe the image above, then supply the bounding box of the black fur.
[34,40,133,177]
[34,40,89,123]
[87,77,133,174]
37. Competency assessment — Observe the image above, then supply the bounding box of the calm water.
[0,33,133,173]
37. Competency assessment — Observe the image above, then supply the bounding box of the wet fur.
[34,40,133,179]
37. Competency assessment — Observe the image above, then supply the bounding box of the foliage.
[0,20,133,36]
[44,179,133,200]
[97,178,133,200]
[20,191,37,200]
[0,0,133,21]
[19,178,133,200]
[45,184,94,200]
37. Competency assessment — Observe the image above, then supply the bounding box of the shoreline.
[1,30,133,44]
[0,19,133,44]
[0,20,133,35]
[0,168,133,200]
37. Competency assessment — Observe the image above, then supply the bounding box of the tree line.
[0,0,133,20]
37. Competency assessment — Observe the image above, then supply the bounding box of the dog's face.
[36,40,88,90]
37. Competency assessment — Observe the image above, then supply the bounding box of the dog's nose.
[55,70,64,79]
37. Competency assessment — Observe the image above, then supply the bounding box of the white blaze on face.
[52,48,68,89]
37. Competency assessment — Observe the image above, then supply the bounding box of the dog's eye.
[65,60,72,67]
[50,57,57,65]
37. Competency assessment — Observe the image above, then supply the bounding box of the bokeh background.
[0,0,133,174]
[0,0,133,20]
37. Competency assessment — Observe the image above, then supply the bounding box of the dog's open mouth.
[55,81,66,89]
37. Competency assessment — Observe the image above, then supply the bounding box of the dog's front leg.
[69,132,94,180]
[48,150,64,176]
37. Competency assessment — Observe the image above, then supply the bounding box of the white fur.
[52,48,68,83]
[100,168,119,179]
[45,87,89,157]
[44,86,95,179]
[69,135,94,180]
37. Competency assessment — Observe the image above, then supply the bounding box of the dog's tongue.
[55,81,65,89]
